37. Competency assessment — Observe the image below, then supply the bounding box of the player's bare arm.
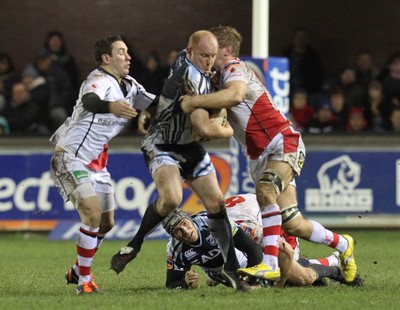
[190,108,233,141]
[180,80,247,114]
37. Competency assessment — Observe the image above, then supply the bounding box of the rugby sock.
[260,204,281,270]
[72,233,105,277]
[208,210,239,272]
[309,220,349,253]
[309,252,340,267]
[309,264,342,280]
[76,224,99,285]
[127,201,164,252]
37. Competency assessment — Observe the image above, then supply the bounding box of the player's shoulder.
[166,237,184,256]
[192,211,208,227]
[85,68,112,85]
[221,57,243,71]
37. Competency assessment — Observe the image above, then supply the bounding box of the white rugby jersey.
[226,193,299,255]
[143,56,212,145]
[220,59,292,160]
[50,67,155,169]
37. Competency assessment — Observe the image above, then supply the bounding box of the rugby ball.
[209,108,227,126]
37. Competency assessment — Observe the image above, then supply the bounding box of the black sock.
[127,201,164,251]
[233,228,263,267]
[208,210,239,272]
[309,264,342,279]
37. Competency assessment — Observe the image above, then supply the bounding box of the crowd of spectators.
[1,28,399,136]
[286,27,400,134]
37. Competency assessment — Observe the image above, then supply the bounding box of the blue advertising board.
[1,149,399,221]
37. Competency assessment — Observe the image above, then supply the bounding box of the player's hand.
[185,270,199,289]
[138,111,151,135]
[179,95,196,114]
[109,100,138,119]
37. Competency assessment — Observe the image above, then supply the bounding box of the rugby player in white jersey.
[110,30,251,292]
[49,35,158,294]
[180,26,358,284]
[163,194,358,290]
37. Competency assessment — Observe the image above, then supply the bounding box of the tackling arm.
[180,80,247,114]
[190,108,233,141]
[82,93,137,119]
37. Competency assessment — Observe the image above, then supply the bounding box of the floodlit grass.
[0,230,399,310]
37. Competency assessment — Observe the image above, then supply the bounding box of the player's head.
[208,26,242,70]
[186,30,218,74]
[94,35,131,79]
[209,25,242,56]
[162,209,199,244]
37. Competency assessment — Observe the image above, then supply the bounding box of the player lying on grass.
[162,195,362,289]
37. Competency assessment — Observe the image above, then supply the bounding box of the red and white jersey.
[50,68,155,170]
[225,193,299,258]
[220,59,292,160]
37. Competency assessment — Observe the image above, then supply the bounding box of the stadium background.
[1,0,400,81]
[1,1,400,236]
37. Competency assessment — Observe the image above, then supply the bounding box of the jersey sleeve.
[81,74,110,100]
[221,60,249,85]
[166,238,189,271]
[130,80,156,110]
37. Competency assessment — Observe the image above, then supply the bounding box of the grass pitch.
[0,230,399,310]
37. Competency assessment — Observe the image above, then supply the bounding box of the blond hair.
[209,26,242,57]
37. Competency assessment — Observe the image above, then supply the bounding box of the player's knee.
[258,168,283,195]
[158,193,181,215]
[204,194,225,213]
[281,205,302,235]
[157,200,179,218]
[303,271,317,286]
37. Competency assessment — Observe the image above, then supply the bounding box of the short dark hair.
[94,35,123,66]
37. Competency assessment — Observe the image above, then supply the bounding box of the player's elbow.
[230,92,244,105]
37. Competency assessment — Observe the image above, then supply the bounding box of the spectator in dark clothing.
[307,101,335,134]
[329,87,348,132]
[21,65,51,133]
[336,67,366,107]
[362,80,386,132]
[33,52,75,130]
[354,51,379,95]
[3,82,43,134]
[140,50,165,95]
[41,31,80,90]
[379,52,400,119]
[0,52,20,102]
[282,27,325,105]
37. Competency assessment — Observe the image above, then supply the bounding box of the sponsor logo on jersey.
[205,235,216,246]
[98,118,127,126]
[184,249,197,259]
[72,170,89,180]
